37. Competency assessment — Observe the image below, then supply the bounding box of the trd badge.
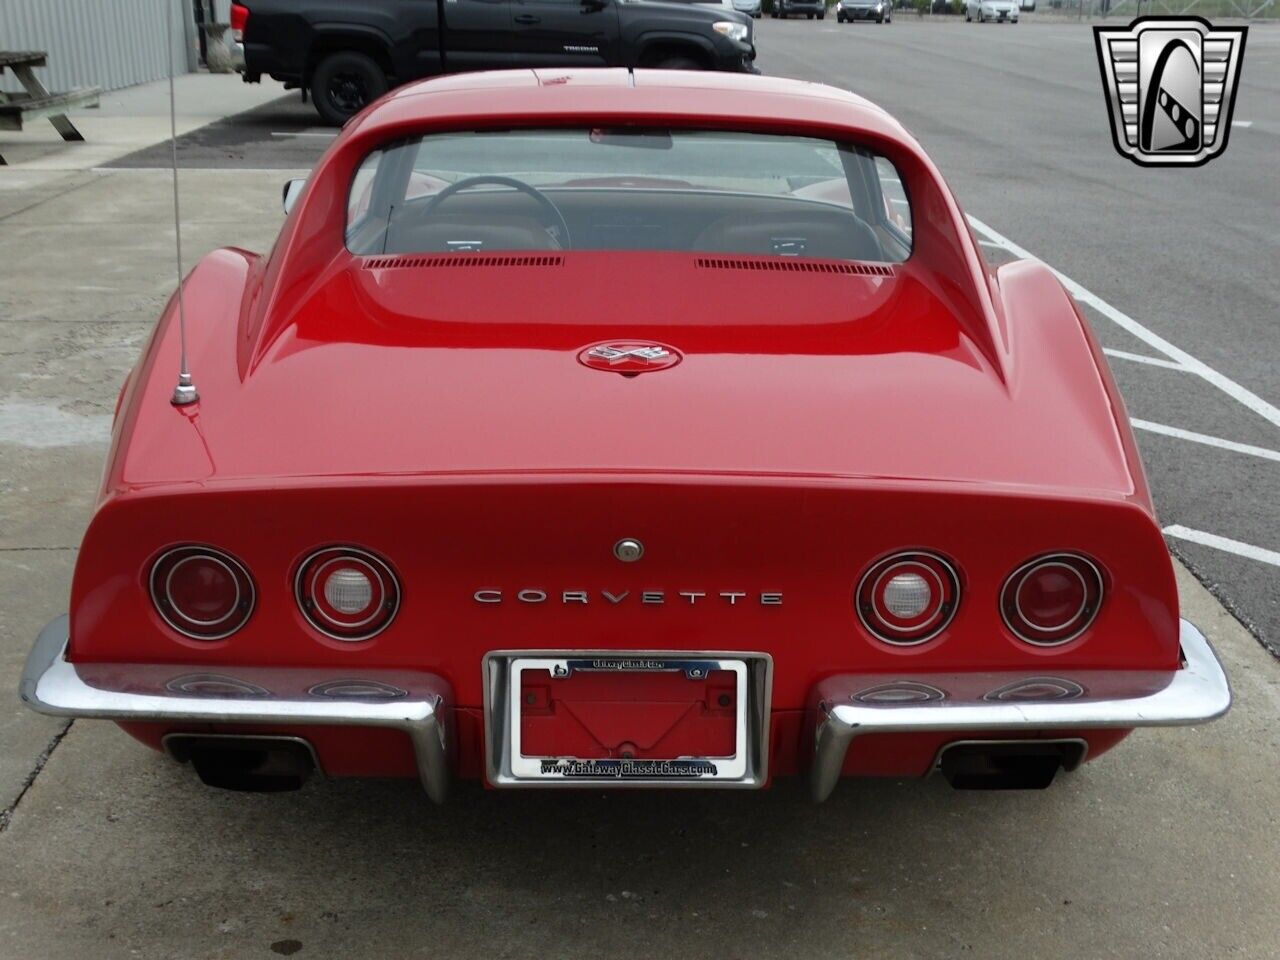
[1094,17,1246,167]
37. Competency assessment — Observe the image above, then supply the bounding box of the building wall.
[0,0,197,95]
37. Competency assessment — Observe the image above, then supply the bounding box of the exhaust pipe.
[162,734,318,792]
[936,739,1087,790]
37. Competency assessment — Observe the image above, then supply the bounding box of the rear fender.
[993,258,1155,513]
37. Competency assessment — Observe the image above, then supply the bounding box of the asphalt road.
[114,18,1280,655]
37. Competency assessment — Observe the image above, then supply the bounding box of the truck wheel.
[655,56,705,70]
[310,51,387,126]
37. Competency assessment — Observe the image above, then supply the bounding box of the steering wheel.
[418,175,572,249]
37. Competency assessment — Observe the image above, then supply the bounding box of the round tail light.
[296,547,399,641]
[856,551,959,645]
[1001,554,1104,646]
[150,546,255,640]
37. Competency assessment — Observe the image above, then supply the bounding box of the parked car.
[1019,0,1036,9]
[966,0,1020,20]
[772,0,826,18]
[733,0,764,17]
[230,0,756,124]
[837,0,892,21]
[19,69,1231,803]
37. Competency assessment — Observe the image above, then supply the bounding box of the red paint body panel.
[73,70,1176,783]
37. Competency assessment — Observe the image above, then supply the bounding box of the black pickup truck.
[230,0,756,124]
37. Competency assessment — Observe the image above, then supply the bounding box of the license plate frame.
[483,651,772,789]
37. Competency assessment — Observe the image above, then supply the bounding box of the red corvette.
[21,70,1230,802]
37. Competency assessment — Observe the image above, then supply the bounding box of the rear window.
[346,128,911,262]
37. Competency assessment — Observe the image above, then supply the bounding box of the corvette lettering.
[474,589,782,605]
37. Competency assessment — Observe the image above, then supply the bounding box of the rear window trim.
[344,124,915,264]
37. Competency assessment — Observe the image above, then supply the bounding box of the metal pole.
[167,0,197,406]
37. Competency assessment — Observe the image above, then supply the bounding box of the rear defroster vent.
[363,255,564,270]
[696,257,895,277]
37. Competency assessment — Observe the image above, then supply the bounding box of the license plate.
[508,656,750,782]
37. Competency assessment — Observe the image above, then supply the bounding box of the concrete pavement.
[0,71,290,171]
[0,561,1276,959]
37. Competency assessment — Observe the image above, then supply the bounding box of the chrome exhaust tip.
[935,738,1087,790]
[162,734,319,793]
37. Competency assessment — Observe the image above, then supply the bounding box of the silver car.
[836,0,892,22]
[733,0,763,15]
[966,0,1019,21]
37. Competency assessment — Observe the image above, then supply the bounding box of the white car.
[966,0,1019,20]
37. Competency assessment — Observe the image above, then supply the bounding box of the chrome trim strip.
[810,618,1230,802]
[165,554,242,628]
[1000,552,1104,647]
[483,649,773,789]
[19,616,451,803]
[149,546,256,641]
[293,546,401,642]
[855,551,960,646]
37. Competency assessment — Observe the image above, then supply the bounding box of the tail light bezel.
[229,2,249,41]
[855,550,961,646]
[1000,553,1105,647]
[149,545,256,641]
[295,546,401,642]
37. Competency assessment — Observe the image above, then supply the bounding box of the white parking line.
[1103,348,1187,371]
[968,215,1280,430]
[972,215,1280,571]
[1164,525,1280,568]
[1131,419,1280,463]
[1232,121,1253,128]
[270,131,336,139]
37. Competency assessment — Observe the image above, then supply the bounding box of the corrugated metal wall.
[0,0,197,95]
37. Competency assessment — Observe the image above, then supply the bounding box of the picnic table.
[0,51,101,165]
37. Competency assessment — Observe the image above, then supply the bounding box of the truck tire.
[655,56,705,70]
[310,51,387,126]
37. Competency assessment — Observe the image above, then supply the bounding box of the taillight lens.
[296,547,399,641]
[856,551,959,645]
[150,546,255,640]
[230,3,249,41]
[1001,554,1104,646]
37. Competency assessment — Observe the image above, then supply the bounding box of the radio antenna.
[166,0,197,405]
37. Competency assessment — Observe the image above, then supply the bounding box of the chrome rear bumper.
[21,617,1229,804]
[810,618,1231,801]
[19,617,452,803]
